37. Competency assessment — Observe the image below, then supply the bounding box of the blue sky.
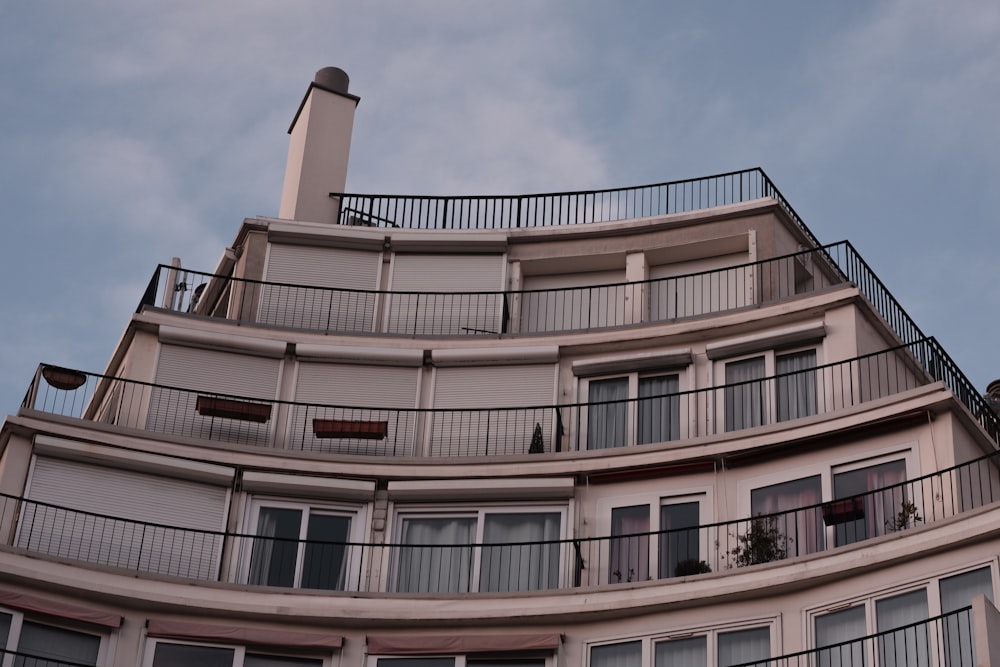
[1,1,998,412]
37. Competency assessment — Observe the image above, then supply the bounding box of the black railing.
[4,442,1000,592]
[25,340,945,456]
[731,607,974,667]
[0,648,98,667]
[139,243,848,337]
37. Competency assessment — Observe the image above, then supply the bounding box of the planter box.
[822,497,865,526]
[313,418,388,440]
[196,396,272,423]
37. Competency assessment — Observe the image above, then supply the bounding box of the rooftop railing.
[139,243,848,337]
[2,442,999,593]
[24,340,949,457]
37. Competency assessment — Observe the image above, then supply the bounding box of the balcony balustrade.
[0,649,95,667]
[2,446,999,594]
[23,339,966,457]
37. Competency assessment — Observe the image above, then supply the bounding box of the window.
[373,658,547,667]
[749,476,824,559]
[608,498,703,583]
[832,459,907,546]
[0,611,103,666]
[722,348,817,432]
[590,624,772,666]
[393,507,564,593]
[586,373,682,449]
[146,641,325,667]
[244,499,363,591]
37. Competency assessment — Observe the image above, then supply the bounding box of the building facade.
[2,67,1000,666]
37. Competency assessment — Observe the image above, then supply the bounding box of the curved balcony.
[140,243,848,338]
[24,340,967,457]
[2,449,998,594]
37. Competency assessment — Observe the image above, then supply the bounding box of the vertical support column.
[625,251,648,326]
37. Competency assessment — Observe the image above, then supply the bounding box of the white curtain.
[718,627,770,667]
[591,640,642,667]
[876,589,929,667]
[480,512,561,592]
[724,357,766,431]
[815,606,867,667]
[396,517,475,593]
[588,378,629,449]
[638,375,680,444]
[776,350,817,421]
[610,505,650,583]
[655,635,706,667]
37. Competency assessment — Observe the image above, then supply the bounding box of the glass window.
[480,512,561,592]
[832,460,907,546]
[654,635,706,667]
[377,660,455,667]
[397,516,476,593]
[152,642,235,667]
[245,656,323,667]
[0,612,9,651]
[814,606,867,667]
[591,640,641,667]
[940,567,993,667]
[717,627,770,667]
[660,502,701,578]
[588,378,629,449]
[875,589,929,667]
[638,375,680,444]
[249,505,352,590]
[775,350,817,422]
[610,505,650,583]
[587,374,683,449]
[750,476,824,559]
[724,357,766,431]
[15,621,101,666]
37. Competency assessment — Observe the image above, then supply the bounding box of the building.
[1,66,999,666]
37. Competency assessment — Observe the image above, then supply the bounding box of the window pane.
[654,635,706,667]
[815,606,867,667]
[591,640,641,667]
[376,660,454,667]
[152,642,235,667]
[0,612,9,650]
[659,502,701,578]
[245,655,323,667]
[468,661,545,667]
[588,378,628,449]
[749,476,824,559]
[833,460,906,547]
[250,507,303,587]
[776,350,816,422]
[876,589,929,667]
[301,513,351,591]
[481,512,561,592]
[396,517,475,593]
[638,375,680,444]
[17,621,100,665]
[725,357,765,431]
[610,505,649,583]
[718,627,769,667]
[940,568,992,667]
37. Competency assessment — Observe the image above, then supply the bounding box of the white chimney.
[278,67,359,223]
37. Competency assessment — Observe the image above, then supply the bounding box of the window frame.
[366,655,554,667]
[387,502,569,593]
[141,637,336,667]
[240,496,368,592]
[580,367,690,450]
[0,607,111,667]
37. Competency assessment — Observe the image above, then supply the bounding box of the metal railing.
[24,340,946,457]
[732,607,974,667]
[138,243,848,337]
[3,443,999,593]
[0,648,97,667]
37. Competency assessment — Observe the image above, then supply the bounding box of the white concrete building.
[2,67,1000,667]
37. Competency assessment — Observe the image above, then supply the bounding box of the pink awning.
[147,619,343,650]
[0,590,122,628]
[366,632,561,656]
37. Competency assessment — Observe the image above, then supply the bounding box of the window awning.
[147,619,342,650]
[366,632,561,656]
[0,590,122,628]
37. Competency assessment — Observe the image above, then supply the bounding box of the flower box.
[313,418,388,440]
[196,396,272,423]
[822,497,865,526]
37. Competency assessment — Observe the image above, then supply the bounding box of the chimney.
[278,67,360,223]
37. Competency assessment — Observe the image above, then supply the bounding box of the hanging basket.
[42,366,88,391]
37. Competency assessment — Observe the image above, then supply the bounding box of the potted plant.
[674,559,712,576]
[529,422,544,454]
[730,515,789,567]
[887,500,922,532]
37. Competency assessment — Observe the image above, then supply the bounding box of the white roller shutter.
[520,270,626,333]
[291,362,420,456]
[649,252,753,321]
[147,344,281,446]
[430,364,556,457]
[260,244,380,333]
[17,457,229,580]
[386,254,505,336]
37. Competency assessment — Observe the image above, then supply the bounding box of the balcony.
[23,339,971,457]
[141,243,848,338]
[2,447,999,593]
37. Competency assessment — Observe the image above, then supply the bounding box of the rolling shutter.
[291,362,420,456]
[386,254,505,336]
[648,252,753,321]
[430,364,556,457]
[18,457,229,580]
[147,344,281,446]
[260,244,380,333]
[520,270,626,333]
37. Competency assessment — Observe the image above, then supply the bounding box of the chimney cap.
[314,67,349,95]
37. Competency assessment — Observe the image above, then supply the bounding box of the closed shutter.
[147,344,281,446]
[649,252,753,321]
[430,364,556,457]
[18,457,229,580]
[291,363,420,456]
[520,270,626,333]
[386,254,505,336]
[260,244,380,333]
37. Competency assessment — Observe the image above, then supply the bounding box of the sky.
[1,1,998,413]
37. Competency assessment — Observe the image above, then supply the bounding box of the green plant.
[730,516,789,567]
[674,559,712,576]
[528,422,544,454]
[888,500,923,531]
